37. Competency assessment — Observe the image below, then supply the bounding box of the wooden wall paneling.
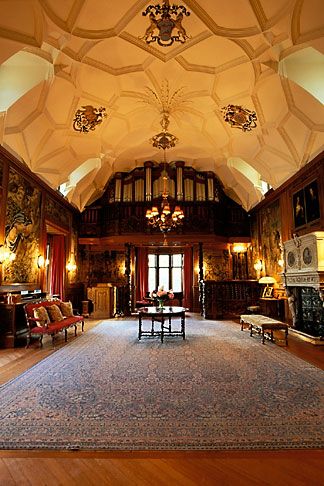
[279,190,292,243]
[192,244,200,312]
[38,187,47,291]
[0,146,77,302]
[250,152,323,283]
[0,156,8,242]
[0,146,78,216]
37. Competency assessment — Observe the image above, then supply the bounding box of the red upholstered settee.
[24,300,85,348]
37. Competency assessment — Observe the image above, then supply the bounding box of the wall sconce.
[37,255,49,269]
[0,245,15,264]
[254,260,263,272]
[66,254,77,272]
[37,255,45,268]
[232,243,247,253]
[278,258,284,267]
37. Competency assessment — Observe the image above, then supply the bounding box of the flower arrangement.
[151,286,174,308]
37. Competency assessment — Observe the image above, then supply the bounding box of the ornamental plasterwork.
[0,0,323,211]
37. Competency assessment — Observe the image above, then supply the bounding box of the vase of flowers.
[151,286,174,310]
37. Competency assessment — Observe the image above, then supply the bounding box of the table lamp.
[259,276,276,287]
[259,276,276,298]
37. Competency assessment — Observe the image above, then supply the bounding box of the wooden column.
[198,242,204,315]
[124,243,132,316]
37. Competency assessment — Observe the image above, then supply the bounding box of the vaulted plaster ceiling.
[0,0,323,211]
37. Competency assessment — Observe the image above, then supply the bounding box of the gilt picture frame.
[262,286,274,298]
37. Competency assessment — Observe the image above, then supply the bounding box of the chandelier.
[146,113,184,234]
[140,0,190,47]
[73,105,107,133]
[222,104,257,132]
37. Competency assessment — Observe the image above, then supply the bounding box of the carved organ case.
[80,161,250,238]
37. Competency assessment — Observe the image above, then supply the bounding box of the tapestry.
[260,199,282,280]
[45,195,70,228]
[0,317,322,451]
[249,214,260,279]
[3,169,42,282]
[204,249,230,280]
[79,248,127,285]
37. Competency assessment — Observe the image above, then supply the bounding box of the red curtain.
[50,234,65,300]
[182,247,193,310]
[136,247,148,301]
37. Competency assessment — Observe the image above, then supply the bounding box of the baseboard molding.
[289,328,324,345]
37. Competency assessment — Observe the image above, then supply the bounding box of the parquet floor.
[0,318,323,486]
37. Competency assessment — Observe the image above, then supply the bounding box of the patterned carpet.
[0,315,323,451]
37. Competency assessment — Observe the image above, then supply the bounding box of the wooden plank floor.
[0,318,323,486]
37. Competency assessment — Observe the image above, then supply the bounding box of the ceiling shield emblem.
[140,0,190,47]
[222,104,257,132]
[72,106,107,133]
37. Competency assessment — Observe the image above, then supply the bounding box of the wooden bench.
[240,314,289,345]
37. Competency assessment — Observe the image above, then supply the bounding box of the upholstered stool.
[240,314,289,345]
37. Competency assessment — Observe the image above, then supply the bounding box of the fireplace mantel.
[282,232,324,293]
[282,232,323,339]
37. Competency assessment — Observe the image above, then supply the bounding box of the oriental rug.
[0,316,323,451]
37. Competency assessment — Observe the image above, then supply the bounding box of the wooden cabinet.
[0,291,47,348]
[203,280,259,319]
[87,284,116,318]
[0,303,28,348]
[259,298,285,321]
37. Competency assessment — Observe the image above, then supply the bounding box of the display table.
[137,306,186,343]
[240,314,289,345]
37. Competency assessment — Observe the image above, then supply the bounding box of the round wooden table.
[137,306,186,342]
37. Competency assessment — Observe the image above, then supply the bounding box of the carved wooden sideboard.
[0,289,46,348]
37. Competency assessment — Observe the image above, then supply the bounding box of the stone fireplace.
[282,232,324,340]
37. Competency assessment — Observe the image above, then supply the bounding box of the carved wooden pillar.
[198,242,204,315]
[0,111,6,146]
[124,243,132,316]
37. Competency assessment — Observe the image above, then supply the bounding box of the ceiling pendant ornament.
[146,112,184,236]
[73,105,107,133]
[140,0,190,47]
[137,80,191,118]
[150,113,178,150]
[222,104,257,132]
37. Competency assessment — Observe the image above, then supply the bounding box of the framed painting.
[292,189,306,228]
[262,286,274,298]
[304,180,320,223]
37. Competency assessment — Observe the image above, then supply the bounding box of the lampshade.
[258,276,276,285]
